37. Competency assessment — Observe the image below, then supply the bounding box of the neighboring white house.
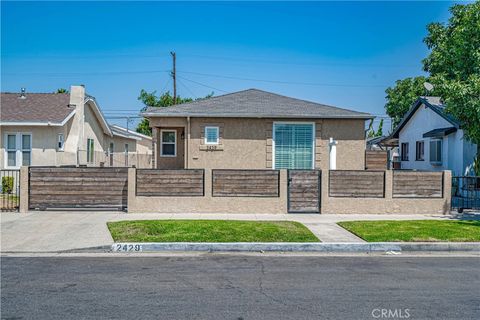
[0,85,152,169]
[390,96,478,176]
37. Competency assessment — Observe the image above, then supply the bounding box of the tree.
[441,74,480,144]
[384,1,480,141]
[136,90,213,136]
[367,118,384,138]
[385,77,427,127]
[423,2,480,81]
[55,88,69,94]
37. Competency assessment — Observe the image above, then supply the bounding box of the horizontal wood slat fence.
[29,167,128,209]
[212,170,280,197]
[136,169,204,196]
[393,171,444,198]
[365,151,388,170]
[329,170,385,198]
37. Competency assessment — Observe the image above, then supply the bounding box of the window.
[124,144,129,166]
[4,133,31,168]
[273,123,314,169]
[401,143,409,161]
[415,141,424,161]
[109,142,114,166]
[21,134,31,166]
[57,134,64,151]
[87,138,95,163]
[160,130,176,157]
[204,126,219,145]
[6,134,16,167]
[429,139,442,164]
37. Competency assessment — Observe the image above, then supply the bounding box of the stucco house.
[390,96,478,176]
[0,85,152,169]
[142,89,372,170]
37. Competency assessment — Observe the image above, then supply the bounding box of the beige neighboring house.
[0,85,152,169]
[142,89,372,170]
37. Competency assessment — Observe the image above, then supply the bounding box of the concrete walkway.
[0,211,470,252]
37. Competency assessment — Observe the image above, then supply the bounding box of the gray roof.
[142,89,372,119]
[391,96,460,139]
[0,92,74,123]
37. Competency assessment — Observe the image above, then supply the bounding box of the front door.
[288,170,321,213]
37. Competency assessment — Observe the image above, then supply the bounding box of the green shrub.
[2,176,14,194]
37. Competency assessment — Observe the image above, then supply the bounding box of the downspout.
[186,116,190,169]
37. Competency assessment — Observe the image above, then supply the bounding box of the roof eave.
[141,112,372,120]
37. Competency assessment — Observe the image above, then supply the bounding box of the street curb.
[111,242,480,253]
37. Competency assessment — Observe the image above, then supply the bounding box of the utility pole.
[170,51,176,105]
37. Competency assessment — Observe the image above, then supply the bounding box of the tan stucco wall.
[320,170,451,214]
[149,117,366,170]
[128,168,289,213]
[0,124,76,168]
[127,168,451,214]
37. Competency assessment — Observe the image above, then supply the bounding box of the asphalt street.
[1,255,479,320]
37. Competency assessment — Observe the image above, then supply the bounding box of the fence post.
[19,166,29,213]
[385,170,393,200]
[127,167,136,213]
[443,170,452,214]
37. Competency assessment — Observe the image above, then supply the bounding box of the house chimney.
[19,88,26,99]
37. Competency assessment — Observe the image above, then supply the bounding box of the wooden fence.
[393,171,444,198]
[29,167,128,209]
[365,151,388,170]
[329,170,385,198]
[212,170,280,197]
[136,169,204,196]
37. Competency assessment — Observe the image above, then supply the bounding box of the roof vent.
[19,88,26,99]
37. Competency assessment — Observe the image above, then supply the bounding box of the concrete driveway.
[1,211,463,252]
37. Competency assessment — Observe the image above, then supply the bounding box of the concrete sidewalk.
[0,211,469,252]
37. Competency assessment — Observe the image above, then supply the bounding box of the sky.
[1,1,461,132]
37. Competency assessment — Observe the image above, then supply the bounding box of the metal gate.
[287,170,321,213]
[1,170,20,212]
[29,167,128,210]
[452,176,480,212]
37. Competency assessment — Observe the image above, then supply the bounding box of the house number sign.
[113,244,143,252]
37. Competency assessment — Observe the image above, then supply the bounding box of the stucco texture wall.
[1,124,76,168]
[148,117,366,170]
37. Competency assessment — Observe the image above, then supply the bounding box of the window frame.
[429,138,443,164]
[415,140,424,161]
[160,129,177,157]
[204,126,220,145]
[401,142,409,161]
[3,132,32,169]
[124,143,129,166]
[87,138,95,164]
[57,133,65,152]
[272,121,315,170]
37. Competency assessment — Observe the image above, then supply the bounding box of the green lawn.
[338,220,480,242]
[107,220,320,242]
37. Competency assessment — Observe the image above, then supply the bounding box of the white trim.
[110,125,152,140]
[160,129,177,157]
[84,98,113,137]
[0,110,76,127]
[204,126,220,145]
[3,132,32,169]
[272,121,315,170]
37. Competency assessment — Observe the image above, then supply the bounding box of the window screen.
[205,126,219,144]
[274,123,314,169]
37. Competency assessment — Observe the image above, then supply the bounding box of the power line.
[178,71,388,88]
[177,78,198,99]
[177,76,228,93]
[2,70,170,76]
